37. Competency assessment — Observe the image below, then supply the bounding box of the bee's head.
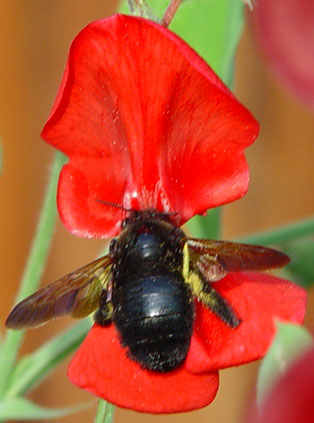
[122,209,178,228]
[95,198,179,232]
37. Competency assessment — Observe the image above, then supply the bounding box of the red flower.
[249,347,314,423]
[251,0,314,110]
[41,14,306,413]
[42,14,258,238]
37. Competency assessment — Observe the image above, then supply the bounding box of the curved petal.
[251,0,314,109]
[57,158,125,238]
[68,324,219,413]
[185,272,306,372]
[42,14,259,237]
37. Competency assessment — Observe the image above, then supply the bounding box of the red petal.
[42,14,259,238]
[251,0,314,110]
[57,159,125,238]
[68,324,219,413]
[186,333,213,373]
[186,272,306,372]
[250,347,314,423]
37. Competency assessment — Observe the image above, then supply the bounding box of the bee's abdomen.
[112,274,194,372]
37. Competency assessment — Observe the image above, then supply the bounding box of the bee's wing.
[187,238,290,282]
[6,255,112,329]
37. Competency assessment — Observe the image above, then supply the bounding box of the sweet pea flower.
[40,14,306,413]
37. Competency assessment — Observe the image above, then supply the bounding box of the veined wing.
[6,255,112,329]
[187,238,289,282]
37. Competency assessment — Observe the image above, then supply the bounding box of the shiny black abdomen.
[107,212,194,372]
[112,272,193,372]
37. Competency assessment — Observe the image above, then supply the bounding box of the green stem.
[94,400,115,423]
[237,217,314,245]
[0,152,66,398]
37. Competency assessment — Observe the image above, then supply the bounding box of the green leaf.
[237,217,314,246]
[6,319,92,398]
[94,400,115,423]
[169,0,244,84]
[257,322,314,408]
[285,236,314,288]
[0,397,89,421]
[0,152,67,398]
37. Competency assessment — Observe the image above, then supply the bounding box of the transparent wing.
[6,255,112,329]
[187,238,289,282]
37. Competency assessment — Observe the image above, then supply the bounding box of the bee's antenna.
[96,199,132,212]
[96,199,179,218]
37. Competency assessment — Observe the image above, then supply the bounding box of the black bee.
[6,209,289,372]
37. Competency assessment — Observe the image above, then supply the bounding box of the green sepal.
[285,236,314,288]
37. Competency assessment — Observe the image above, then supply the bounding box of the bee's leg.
[187,271,241,328]
[94,281,113,326]
[199,284,241,328]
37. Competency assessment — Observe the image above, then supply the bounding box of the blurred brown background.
[0,1,313,422]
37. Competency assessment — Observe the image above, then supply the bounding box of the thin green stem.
[94,400,115,423]
[16,152,67,301]
[0,152,67,398]
[237,217,314,245]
